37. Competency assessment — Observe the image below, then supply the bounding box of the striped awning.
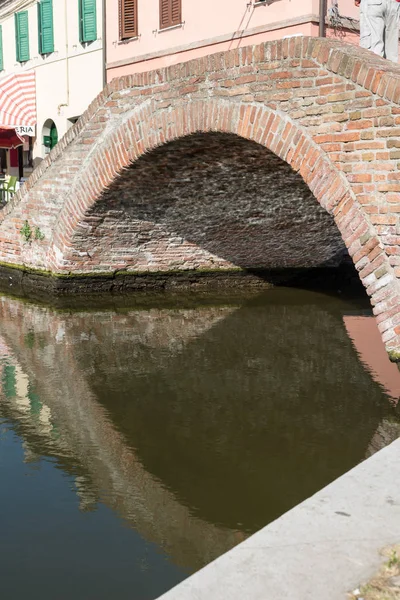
[0,71,36,127]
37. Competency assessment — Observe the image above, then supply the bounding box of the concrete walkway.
[158,438,400,600]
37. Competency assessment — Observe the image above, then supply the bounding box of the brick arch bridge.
[2,36,400,357]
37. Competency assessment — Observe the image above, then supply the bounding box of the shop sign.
[15,125,35,137]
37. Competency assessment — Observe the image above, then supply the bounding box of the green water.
[0,288,399,600]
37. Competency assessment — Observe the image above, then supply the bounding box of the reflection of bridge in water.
[0,290,399,571]
[0,301,241,572]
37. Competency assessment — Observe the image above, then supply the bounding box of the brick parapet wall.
[2,36,400,356]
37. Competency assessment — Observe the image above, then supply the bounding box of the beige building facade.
[0,0,104,176]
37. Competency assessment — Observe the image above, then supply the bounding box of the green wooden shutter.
[38,0,54,54]
[79,0,97,43]
[0,26,3,71]
[50,124,58,148]
[15,11,30,62]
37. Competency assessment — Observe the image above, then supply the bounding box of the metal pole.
[319,0,327,37]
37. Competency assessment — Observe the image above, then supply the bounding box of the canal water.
[0,287,399,600]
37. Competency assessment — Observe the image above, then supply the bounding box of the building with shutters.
[0,0,104,178]
[106,0,362,81]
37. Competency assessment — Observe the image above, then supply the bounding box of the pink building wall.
[344,316,400,404]
[106,0,361,80]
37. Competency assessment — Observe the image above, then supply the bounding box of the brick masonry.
[2,36,400,356]
[76,132,347,272]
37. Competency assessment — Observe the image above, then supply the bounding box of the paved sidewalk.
[158,438,400,600]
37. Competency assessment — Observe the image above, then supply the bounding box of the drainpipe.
[319,0,327,37]
[65,0,70,108]
[102,0,107,88]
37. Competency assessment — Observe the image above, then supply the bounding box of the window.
[79,0,97,43]
[159,0,181,30]
[119,0,138,39]
[15,11,30,62]
[43,120,58,153]
[0,26,3,71]
[38,0,54,54]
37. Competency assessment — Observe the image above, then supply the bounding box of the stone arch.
[47,99,398,354]
[49,100,355,262]
[65,131,350,274]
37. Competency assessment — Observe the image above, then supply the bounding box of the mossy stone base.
[0,261,364,303]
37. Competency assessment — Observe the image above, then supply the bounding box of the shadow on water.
[0,285,399,599]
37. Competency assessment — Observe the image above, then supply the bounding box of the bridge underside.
[71,133,347,276]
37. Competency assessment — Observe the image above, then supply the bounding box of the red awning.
[0,127,24,149]
[0,71,36,128]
